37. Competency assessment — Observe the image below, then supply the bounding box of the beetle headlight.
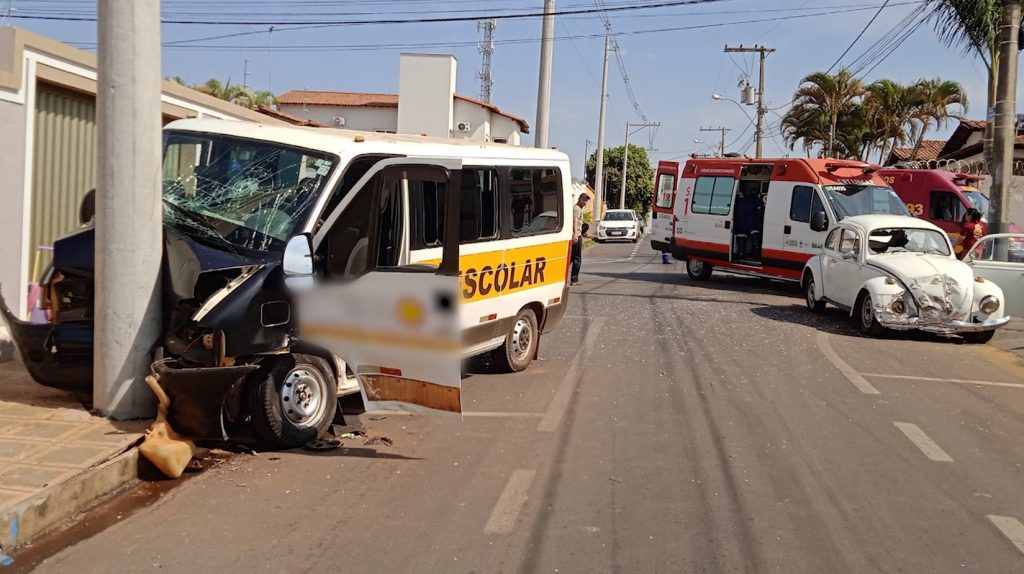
[979,295,1000,314]
[890,298,907,315]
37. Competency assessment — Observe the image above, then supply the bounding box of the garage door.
[30,83,97,279]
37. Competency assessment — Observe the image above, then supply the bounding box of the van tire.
[686,259,713,281]
[248,354,337,450]
[491,308,539,373]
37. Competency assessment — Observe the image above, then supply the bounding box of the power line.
[595,0,649,123]
[826,0,891,73]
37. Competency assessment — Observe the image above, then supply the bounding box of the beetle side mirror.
[842,251,857,260]
[79,189,96,226]
[810,210,829,232]
[283,234,315,291]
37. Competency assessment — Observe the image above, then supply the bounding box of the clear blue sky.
[10,0,1006,177]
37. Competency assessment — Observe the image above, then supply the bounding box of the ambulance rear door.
[651,161,679,252]
[676,163,737,264]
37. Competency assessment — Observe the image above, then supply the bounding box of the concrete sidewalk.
[0,359,146,555]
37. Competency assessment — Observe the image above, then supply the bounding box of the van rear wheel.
[491,308,538,373]
[686,259,713,281]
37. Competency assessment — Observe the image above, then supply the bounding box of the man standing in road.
[571,193,590,285]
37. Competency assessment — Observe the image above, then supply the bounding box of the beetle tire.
[804,275,826,314]
[962,330,995,344]
[248,354,337,450]
[491,308,539,373]
[855,292,886,337]
[686,259,713,281]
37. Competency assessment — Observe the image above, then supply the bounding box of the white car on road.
[597,209,642,242]
[802,215,1010,342]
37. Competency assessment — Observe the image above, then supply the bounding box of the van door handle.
[724,221,731,230]
[784,225,792,234]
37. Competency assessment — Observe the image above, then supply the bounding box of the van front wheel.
[492,308,539,373]
[686,259,713,281]
[248,354,337,450]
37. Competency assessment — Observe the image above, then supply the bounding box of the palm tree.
[909,78,968,159]
[864,79,924,164]
[789,70,865,157]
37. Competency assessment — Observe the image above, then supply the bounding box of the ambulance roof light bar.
[824,160,880,174]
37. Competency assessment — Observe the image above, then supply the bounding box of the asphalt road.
[20,239,1024,573]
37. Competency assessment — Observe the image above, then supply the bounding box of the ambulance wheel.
[686,259,713,281]
[962,330,995,344]
[248,354,337,450]
[492,308,538,373]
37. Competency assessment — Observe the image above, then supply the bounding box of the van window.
[929,190,963,222]
[692,176,734,215]
[409,179,447,250]
[318,155,390,229]
[320,174,379,278]
[790,186,813,222]
[656,173,676,208]
[376,178,403,268]
[460,169,499,243]
[510,167,562,237]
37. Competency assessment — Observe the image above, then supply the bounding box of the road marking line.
[988,515,1024,556]
[893,422,954,462]
[863,373,1024,390]
[463,411,543,418]
[484,469,537,535]
[815,332,881,395]
[537,317,605,432]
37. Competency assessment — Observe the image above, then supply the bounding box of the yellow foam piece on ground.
[139,375,198,479]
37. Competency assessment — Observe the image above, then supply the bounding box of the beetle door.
[298,159,463,416]
[965,233,1024,316]
[651,161,679,249]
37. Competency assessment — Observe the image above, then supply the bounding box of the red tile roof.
[888,140,946,162]
[274,90,530,133]
[254,104,325,127]
[276,90,399,108]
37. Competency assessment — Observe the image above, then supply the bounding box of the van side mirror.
[810,210,829,232]
[79,189,96,226]
[283,234,315,291]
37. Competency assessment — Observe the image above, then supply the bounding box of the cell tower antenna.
[477,18,497,102]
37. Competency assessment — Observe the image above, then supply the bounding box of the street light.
[712,93,755,124]
[692,139,718,156]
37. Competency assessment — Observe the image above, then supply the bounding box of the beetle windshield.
[161,131,337,253]
[823,185,909,219]
[867,227,951,256]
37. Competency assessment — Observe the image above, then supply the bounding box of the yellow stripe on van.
[414,241,569,303]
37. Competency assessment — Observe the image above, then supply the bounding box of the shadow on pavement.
[749,304,971,345]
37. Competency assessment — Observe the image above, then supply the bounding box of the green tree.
[864,78,923,162]
[787,69,865,157]
[190,79,276,108]
[909,78,969,159]
[584,144,654,217]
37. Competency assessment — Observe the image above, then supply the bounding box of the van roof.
[678,157,887,187]
[164,118,569,163]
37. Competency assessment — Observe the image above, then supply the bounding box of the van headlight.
[979,295,1000,314]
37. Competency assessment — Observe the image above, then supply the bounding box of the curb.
[0,448,138,554]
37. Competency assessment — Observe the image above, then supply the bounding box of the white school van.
[651,157,910,282]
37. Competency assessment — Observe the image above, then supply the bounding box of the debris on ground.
[609,476,623,484]
[369,415,388,421]
[303,438,341,452]
[363,436,393,447]
[139,374,201,479]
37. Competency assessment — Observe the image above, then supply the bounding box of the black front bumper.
[0,288,93,390]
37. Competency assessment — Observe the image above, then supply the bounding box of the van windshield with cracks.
[161,131,337,253]
[822,184,909,219]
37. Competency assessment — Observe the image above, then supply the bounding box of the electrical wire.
[826,0,891,73]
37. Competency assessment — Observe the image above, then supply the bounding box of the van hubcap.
[281,368,324,428]
[511,318,533,361]
[688,260,704,274]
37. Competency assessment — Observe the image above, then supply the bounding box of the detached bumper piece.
[153,361,257,441]
[0,290,93,390]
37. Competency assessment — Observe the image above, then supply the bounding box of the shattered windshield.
[161,131,337,252]
[867,227,951,257]
[823,185,909,219]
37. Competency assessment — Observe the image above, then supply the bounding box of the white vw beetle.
[802,215,1010,342]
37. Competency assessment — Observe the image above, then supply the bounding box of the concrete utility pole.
[619,121,660,209]
[699,126,731,157]
[990,0,1021,237]
[593,34,610,223]
[94,0,163,418]
[724,45,774,158]
[534,0,555,148]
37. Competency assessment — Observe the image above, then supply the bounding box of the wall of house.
[452,98,490,141]
[277,103,398,132]
[491,115,521,144]
[397,54,455,137]
[0,97,26,354]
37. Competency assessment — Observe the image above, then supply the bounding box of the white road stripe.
[484,469,537,535]
[815,332,881,395]
[863,373,1024,390]
[893,422,954,463]
[988,515,1024,556]
[537,317,606,432]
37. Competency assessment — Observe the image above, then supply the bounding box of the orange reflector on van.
[380,367,403,377]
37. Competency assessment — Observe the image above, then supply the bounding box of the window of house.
[509,167,563,237]
[691,176,734,215]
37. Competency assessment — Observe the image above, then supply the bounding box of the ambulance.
[651,157,910,282]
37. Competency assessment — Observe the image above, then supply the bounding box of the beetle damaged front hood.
[869,253,974,321]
